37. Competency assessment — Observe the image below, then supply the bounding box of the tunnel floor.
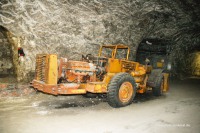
[0,78,199,133]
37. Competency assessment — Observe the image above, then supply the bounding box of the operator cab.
[99,45,130,60]
[82,44,130,67]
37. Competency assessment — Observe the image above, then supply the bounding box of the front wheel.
[107,73,136,108]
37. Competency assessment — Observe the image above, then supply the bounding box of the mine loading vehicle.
[32,44,169,108]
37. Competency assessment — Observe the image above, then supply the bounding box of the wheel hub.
[119,82,133,103]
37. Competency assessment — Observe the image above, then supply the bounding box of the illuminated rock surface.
[0,0,199,81]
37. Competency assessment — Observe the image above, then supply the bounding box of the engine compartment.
[58,54,108,84]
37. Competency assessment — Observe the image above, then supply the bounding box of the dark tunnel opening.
[136,38,172,71]
[0,26,17,83]
[136,36,200,79]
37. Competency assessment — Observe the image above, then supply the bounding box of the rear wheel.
[107,73,136,108]
[152,75,164,96]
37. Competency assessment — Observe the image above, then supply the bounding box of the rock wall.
[0,0,199,81]
[0,29,14,75]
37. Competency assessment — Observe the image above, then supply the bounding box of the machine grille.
[122,61,136,71]
[35,54,47,83]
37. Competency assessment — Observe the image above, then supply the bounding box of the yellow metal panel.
[163,73,169,92]
[94,84,104,92]
[71,89,86,94]
[107,59,122,73]
[103,73,115,85]
[46,54,58,85]
[86,82,107,93]
[157,62,163,68]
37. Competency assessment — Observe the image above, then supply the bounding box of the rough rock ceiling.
[0,0,199,81]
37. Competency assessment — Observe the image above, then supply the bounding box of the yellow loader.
[32,44,169,108]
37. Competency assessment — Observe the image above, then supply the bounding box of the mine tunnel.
[136,38,171,70]
[0,0,200,133]
[136,37,200,78]
[0,26,17,83]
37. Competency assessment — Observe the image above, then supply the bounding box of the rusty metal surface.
[32,80,86,95]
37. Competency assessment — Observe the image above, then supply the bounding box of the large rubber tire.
[107,73,136,108]
[152,74,164,96]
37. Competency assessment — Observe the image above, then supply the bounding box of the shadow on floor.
[36,92,164,109]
